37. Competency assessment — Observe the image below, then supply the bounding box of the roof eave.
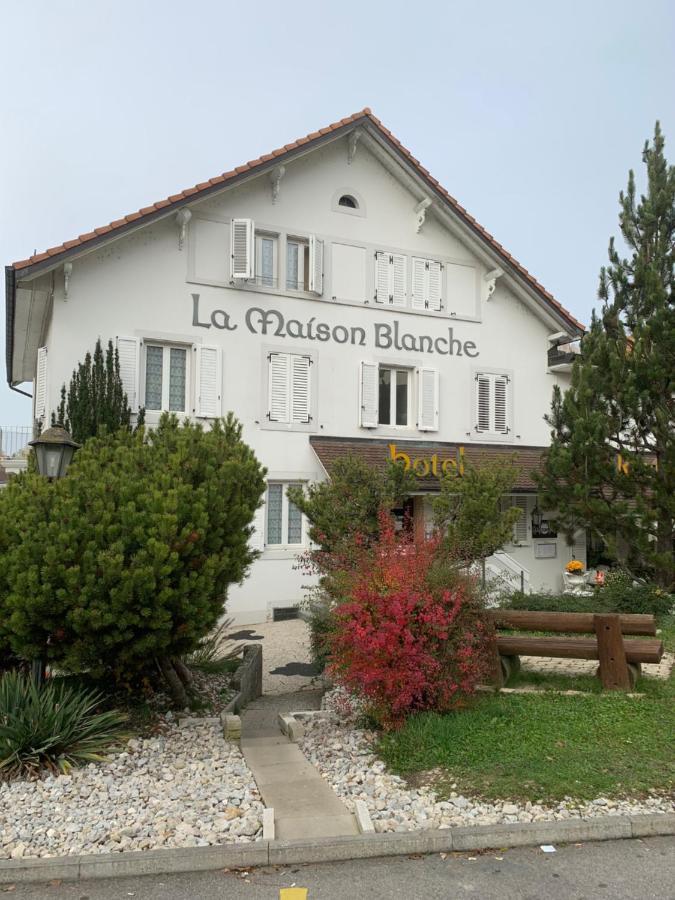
[5,265,16,386]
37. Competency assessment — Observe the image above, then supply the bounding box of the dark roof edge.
[5,266,15,386]
[309,435,549,452]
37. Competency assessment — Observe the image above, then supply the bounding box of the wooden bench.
[487,610,664,690]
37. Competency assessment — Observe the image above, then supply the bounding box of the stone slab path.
[240,690,358,841]
[226,619,321,695]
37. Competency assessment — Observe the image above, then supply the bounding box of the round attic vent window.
[338,194,358,209]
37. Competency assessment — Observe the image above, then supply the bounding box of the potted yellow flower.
[563,558,588,594]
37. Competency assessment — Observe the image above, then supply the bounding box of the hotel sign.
[191,295,479,358]
[389,443,465,478]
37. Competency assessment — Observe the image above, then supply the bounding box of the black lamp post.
[27,426,80,683]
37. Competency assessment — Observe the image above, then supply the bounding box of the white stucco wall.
[33,137,576,621]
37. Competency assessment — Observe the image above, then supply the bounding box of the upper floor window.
[115,336,221,419]
[231,219,323,296]
[255,232,278,288]
[359,362,438,432]
[338,194,358,209]
[267,351,312,425]
[474,371,511,438]
[374,251,407,307]
[378,366,410,426]
[411,257,443,311]
[145,343,188,414]
[286,238,309,291]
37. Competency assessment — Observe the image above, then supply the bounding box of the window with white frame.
[255,232,278,288]
[144,343,189,413]
[378,366,411,426]
[265,482,305,547]
[230,219,323,295]
[359,362,439,432]
[286,238,309,291]
[474,371,511,437]
[267,351,312,425]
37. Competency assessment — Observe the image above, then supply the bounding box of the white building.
[5,109,585,623]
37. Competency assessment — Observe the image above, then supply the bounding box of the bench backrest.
[488,609,656,636]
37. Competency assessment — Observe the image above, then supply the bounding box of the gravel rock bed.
[0,719,263,859]
[297,690,674,833]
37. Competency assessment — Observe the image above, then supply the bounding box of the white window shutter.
[231,218,254,279]
[411,257,427,310]
[309,236,324,295]
[418,367,439,432]
[374,251,390,303]
[571,530,587,568]
[290,355,311,423]
[34,346,48,421]
[494,375,509,434]
[249,500,266,552]
[195,345,222,418]
[360,361,379,428]
[475,374,491,433]
[512,496,529,543]
[391,253,407,307]
[428,260,442,311]
[502,495,529,544]
[268,352,290,423]
[116,336,140,412]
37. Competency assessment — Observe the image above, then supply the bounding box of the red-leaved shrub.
[326,514,490,728]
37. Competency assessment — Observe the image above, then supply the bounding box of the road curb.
[1,813,673,884]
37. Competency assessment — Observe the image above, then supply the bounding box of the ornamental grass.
[0,671,129,779]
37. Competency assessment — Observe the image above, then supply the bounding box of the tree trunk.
[172,657,194,688]
[157,655,188,707]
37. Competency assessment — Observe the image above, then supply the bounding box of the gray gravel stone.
[296,688,675,834]
[0,719,263,859]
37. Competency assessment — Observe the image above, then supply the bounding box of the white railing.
[0,426,32,459]
[484,550,531,596]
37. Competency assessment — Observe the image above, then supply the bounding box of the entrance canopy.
[309,436,543,492]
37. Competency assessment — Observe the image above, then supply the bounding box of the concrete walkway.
[241,690,359,841]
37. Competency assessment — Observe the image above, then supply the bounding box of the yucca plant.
[0,672,129,779]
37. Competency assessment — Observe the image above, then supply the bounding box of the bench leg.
[488,634,504,687]
[594,613,631,690]
[499,655,521,684]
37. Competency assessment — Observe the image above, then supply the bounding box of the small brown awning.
[309,436,545,492]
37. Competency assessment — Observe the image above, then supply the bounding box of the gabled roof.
[5,108,584,384]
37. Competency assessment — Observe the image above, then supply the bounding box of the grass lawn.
[378,617,675,802]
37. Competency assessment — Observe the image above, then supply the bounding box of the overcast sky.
[2,0,674,425]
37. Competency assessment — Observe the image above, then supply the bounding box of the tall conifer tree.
[52,338,143,442]
[537,124,674,588]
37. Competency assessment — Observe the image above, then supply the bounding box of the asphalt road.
[5,836,675,900]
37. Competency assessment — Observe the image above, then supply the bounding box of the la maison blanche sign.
[191,294,479,357]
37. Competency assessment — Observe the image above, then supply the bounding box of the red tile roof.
[310,436,546,491]
[9,108,584,334]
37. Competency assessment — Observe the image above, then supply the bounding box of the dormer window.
[338,194,358,209]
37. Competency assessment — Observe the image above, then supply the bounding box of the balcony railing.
[0,426,33,459]
[547,344,579,370]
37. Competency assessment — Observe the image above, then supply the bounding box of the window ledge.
[261,547,305,560]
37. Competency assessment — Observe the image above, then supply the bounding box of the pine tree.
[52,338,143,442]
[0,415,266,705]
[537,124,674,589]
